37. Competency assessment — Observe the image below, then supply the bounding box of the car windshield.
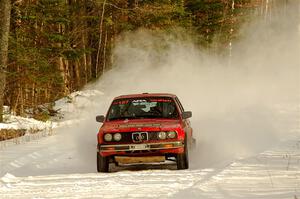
[107,97,179,121]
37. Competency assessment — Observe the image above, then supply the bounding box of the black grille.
[122,131,159,142]
[104,131,177,144]
[104,132,158,144]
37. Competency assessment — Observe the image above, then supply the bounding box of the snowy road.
[0,99,299,198]
[0,139,299,199]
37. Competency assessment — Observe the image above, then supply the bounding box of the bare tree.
[95,0,107,78]
[0,0,11,122]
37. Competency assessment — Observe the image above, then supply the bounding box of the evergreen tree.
[1,0,263,119]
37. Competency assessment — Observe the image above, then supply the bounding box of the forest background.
[0,0,290,122]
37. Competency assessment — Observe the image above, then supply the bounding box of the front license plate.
[130,144,149,150]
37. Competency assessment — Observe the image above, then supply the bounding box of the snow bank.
[0,89,104,150]
[0,116,56,130]
[0,173,19,183]
[54,90,104,118]
[0,129,52,150]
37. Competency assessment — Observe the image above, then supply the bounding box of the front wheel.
[177,139,189,170]
[97,153,109,172]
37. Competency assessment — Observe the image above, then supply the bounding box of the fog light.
[158,132,167,140]
[167,131,176,139]
[113,133,122,141]
[104,133,112,142]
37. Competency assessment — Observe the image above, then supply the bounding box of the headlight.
[167,131,177,139]
[113,133,122,141]
[158,131,167,140]
[104,133,112,142]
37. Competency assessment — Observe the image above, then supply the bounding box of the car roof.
[114,93,177,100]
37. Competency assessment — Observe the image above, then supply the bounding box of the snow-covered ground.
[0,133,299,199]
[2,142,298,199]
[0,87,299,198]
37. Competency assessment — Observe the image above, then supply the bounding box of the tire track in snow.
[0,169,215,199]
[171,140,300,199]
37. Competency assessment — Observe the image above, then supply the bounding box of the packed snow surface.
[0,88,299,198]
[0,140,299,198]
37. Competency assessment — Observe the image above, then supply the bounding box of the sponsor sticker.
[119,123,161,128]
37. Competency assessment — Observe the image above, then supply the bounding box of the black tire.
[97,153,109,172]
[177,138,189,170]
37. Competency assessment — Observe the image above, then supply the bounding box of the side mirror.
[182,111,192,119]
[96,115,105,123]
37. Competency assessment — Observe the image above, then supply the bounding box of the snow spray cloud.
[77,2,299,170]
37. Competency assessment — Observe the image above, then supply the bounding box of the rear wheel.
[177,138,189,170]
[97,153,109,172]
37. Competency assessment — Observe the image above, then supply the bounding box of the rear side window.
[107,97,179,121]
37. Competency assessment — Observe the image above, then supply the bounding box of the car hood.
[101,119,181,132]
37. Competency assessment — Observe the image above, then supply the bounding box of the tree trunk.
[0,0,11,122]
[95,0,107,78]
[102,28,108,74]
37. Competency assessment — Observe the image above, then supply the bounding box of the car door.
[174,97,193,144]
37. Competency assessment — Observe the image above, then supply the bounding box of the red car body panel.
[96,93,193,162]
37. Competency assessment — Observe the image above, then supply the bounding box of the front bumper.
[98,141,184,153]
